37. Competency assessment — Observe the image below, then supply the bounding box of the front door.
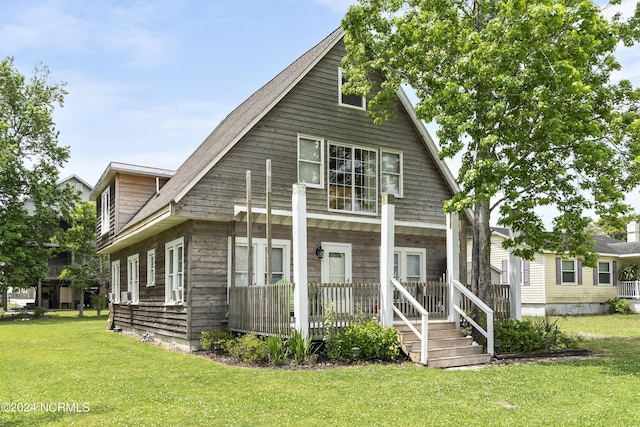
[321,243,352,314]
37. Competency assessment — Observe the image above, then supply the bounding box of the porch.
[228,281,512,341]
[618,281,640,299]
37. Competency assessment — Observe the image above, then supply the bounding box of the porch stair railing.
[391,277,428,365]
[451,279,495,355]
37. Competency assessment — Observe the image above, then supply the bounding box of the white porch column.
[380,194,395,327]
[508,229,522,320]
[292,184,309,338]
[446,213,460,322]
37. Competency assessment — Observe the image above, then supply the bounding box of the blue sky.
[2,0,639,212]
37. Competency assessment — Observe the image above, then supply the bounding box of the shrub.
[33,306,47,319]
[200,330,233,352]
[531,316,577,349]
[225,333,269,364]
[266,334,289,366]
[495,318,544,353]
[606,298,633,315]
[0,308,4,318]
[288,329,313,365]
[325,317,400,362]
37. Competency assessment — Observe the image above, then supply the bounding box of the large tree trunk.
[78,289,84,318]
[470,199,492,346]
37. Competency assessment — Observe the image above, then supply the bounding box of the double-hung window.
[147,249,156,287]
[297,135,324,188]
[381,150,403,197]
[328,142,377,214]
[562,259,576,284]
[393,248,426,282]
[111,260,120,303]
[231,238,290,286]
[598,261,612,285]
[127,254,139,304]
[165,237,184,304]
[100,188,110,235]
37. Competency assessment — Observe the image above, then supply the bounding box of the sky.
[2,0,640,222]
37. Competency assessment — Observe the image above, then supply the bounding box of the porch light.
[315,243,324,259]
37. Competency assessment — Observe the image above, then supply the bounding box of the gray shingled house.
[91,28,496,367]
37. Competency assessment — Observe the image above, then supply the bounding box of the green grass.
[1,312,639,426]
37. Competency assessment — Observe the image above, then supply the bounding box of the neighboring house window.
[297,135,324,188]
[393,248,426,282]
[230,238,290,286]
[127,254,139,304]
[556,258,582,285]
[595,261,617,286]
[111,260,120,303]
[328,142,377,214]
[381,150,403,197]
[147,249,156,287]
[165,237,185,304]
[100,188,110,235]
[338,68,365,110]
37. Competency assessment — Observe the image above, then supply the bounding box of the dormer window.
[338,68,365,110]
[100,188,110,235]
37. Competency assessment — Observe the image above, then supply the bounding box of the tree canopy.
[342,0,640,301]
[0,57,74,294]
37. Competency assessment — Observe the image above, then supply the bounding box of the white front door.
[321,243,352,314]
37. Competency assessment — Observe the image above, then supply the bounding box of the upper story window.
[328,142,377,214]
[297,135,324,188]
[100,188,110,235]
[381,150,403,197]
[338,68,365,110]
[165,237,184,304]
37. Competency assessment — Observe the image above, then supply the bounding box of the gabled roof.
[115,27,462,238]
[57,174,93,190]
[593,235,640,257]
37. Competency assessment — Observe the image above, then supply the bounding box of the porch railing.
[452,279,495,355]
[228,282,292,337]
[391,277,428,364]
[618,281,640,299]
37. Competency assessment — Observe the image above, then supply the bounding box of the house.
[479,226,640,316]
[91,28,494,363]
[35,175,95,309]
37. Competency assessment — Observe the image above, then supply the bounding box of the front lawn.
[0,311,638,426]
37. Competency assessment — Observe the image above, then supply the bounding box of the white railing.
[618,281,640,299]
[451,279,494,355]
[391,277,428,365]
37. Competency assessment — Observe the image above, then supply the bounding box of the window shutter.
[593,267,598,286]
[501,260,508,285]
[523,260,530,286]
[555,257,562,284]
[577,259,583,285]
[613,261,617,286]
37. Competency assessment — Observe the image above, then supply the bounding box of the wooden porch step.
[396,321,491,369]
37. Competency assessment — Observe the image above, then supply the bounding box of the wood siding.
[96,181,115,252]
[115,174,169,233]
[174,40,452,226]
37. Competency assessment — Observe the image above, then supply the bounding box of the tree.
[587,214,640,240]
[58,201,110,317]
[0,57,73,309]
[342,0,640,309]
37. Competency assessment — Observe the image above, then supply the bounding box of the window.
[111,260,120,303]
[127,254,139,304]
[147,249,156,287]
[381,150,402,197]
[393,248,426,282]
[598,261,611,285]
[230,238,290,286]
[100,188,110,235]
[328,142,377,214]
[338,68,365,109]
[297,135,324,188]
[165,237,184,304]
[562,259,576,283]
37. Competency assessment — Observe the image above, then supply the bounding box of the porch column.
[380,194,395,327]
[508,228,522,320]
[292,184,309,338]
[446,213,460,323]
